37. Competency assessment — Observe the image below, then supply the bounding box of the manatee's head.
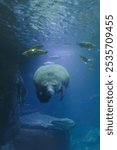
[36,85,55,103]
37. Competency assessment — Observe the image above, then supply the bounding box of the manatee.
[33,64,70,103]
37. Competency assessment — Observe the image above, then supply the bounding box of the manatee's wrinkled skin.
[33,64,70,103]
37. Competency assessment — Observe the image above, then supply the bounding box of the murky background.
[0,0,100,150]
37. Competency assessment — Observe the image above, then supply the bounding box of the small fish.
[43,61,55,65]
[49,55,61,60]
[77,41,96,49]
[22,45,48,57]
[87,63,96,70]
[51,118,75,130]
[80,54,93,64]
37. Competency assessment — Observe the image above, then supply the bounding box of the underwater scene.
[0,0,100,150]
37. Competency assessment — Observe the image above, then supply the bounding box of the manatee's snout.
[47,85,55,96]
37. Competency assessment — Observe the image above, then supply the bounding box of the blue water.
[0,0,100,150]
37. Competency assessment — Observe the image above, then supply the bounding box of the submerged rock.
[0,141,14,150]
[14,112,75,150]
[20,112,75,130]
[51,118,75,130]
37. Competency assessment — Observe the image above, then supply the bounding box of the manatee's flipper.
[60,86,65,101]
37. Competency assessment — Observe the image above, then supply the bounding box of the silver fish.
[77,41,96,49]
[22,45,48,57]
[80,54,93,64]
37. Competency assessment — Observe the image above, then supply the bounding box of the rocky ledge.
[14,112,75,150]
[20,112,75,130]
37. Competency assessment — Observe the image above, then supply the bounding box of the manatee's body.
[33,64,70,103]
